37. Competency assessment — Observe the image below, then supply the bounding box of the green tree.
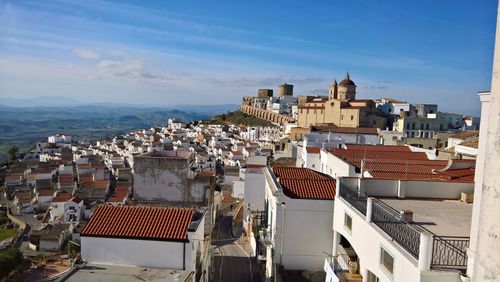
[7,145,19,163]
[0,248,23,278]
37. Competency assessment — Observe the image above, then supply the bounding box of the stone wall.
[240,105,294,125]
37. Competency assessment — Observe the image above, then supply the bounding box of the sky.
[0,0,497,115]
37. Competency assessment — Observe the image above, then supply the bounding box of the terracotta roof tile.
[344,144,412,152]
[81,205,195,241]
[449,131,478,140]
[37,189,54,197]
[306,147,321,154]
[328,145,474,183]
[53,191,73,202]
[311,126,378,135]
[273,167,329,180]
[107,186,129,203]
[272,167,335,200]
[279,179,336,199]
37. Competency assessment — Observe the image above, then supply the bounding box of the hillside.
[206,111,276,127]
[0,105,232,161]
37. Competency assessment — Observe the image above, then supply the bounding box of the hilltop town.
[0,73,489,282]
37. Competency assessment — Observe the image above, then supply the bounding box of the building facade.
[297,74,387,129]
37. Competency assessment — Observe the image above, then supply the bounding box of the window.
[380,247,394,276]
[425,124,429,130]
[344,213,352,231]
[341,115,344,120]
[367,270,380,282]
[351,115,354,120]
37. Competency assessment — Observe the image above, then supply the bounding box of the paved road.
[212,214,261,282]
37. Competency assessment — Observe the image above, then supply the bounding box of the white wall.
[233,179,245,198]
[40,239,60,251]
[356,178,474,200]
[404,181,473,199]
[321,150,357,178]
[363,179,398,197]
[81,237,192,270]
[305,152,321,171]
[244,170,266,211]
[263,168,334,272]
[333,198,461,282]
[275,197,334,271]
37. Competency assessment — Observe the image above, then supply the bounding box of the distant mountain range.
[0,96,239,114]
[0,102,239,162]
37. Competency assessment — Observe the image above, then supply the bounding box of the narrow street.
[212,213,262,282]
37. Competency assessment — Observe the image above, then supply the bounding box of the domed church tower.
[337,73,356,101]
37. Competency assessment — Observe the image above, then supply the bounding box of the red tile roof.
[449,131,478,140]
[328,145,474,183]
[345,144,412,152]
[273,167,329,180]
[272,167,335,200]
[306,147,321,154]
[329,144,428,163]
[16,191,31,199]
[5,175,22,181]
[311,126,379,135]
[81,205,195,241]
[53,191,73,202]
[369,168,474,183]
[69,196,83,204]
[37,189,54,197]
[107,186,129,203]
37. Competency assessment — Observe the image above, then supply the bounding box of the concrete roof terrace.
[63,264,192,282]
[380,198,472,237]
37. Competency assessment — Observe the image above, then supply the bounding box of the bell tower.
[328,79,338,100]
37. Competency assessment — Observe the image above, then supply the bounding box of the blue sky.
[0,0,497,115]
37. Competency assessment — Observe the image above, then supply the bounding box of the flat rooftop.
[63,264,192,282]
[381,198,472,237]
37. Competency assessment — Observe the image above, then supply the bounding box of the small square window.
[380,247,394,275]
[344,213,352,231]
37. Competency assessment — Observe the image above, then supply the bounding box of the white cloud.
[74,48,100,59]
[97,59,152,78]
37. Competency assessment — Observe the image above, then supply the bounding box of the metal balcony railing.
[431,236,469,269]
[325,254,354,282]
[371,199,422,259]
[338,185,367,215]
[338,185,470,269]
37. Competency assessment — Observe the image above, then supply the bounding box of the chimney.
[400,210,414,222]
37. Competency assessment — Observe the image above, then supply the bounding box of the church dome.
[339,73,355,86]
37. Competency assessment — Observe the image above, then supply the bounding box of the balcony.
[324,254,362,282]
[338,185,366,216]
[338,185,470,271]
